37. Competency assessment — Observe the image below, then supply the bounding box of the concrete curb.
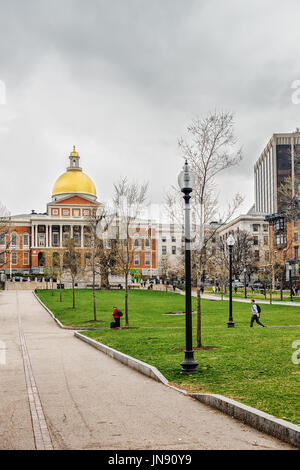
[32,291,300,448]
[191,393,300,449]
[74,332,169,385]
[33,291,66,329]
[32,292,107,331]
[75,331,300,449]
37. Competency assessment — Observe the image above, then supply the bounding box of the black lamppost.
[178,160,198,374]
[244,267,247,299]
[289,264,293,302]
[227,234,235,328]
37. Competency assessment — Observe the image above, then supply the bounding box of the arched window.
[133,233,140,247]
[38,252,45,267]
[145,237,151,248]
[11,232,17,247]
[23,232,29,247]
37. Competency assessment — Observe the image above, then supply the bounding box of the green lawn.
[36,288,300,328]
[36,289,300,425]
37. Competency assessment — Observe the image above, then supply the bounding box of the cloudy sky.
[1,0,300,218]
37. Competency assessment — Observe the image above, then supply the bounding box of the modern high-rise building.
[254,131,300,214]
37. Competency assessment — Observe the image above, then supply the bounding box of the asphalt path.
[0,290,293,450]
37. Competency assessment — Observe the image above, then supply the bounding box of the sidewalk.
[0,291,293,450]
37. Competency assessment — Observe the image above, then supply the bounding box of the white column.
[81,225,84,248]
[31,225,34,248]
[46,224,49,248]
[70,225,73,239]
[60,225,63,248]
[35,225,38,247]
[49,225,52,248]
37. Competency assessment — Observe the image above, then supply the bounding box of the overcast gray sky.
[1,0,300,217]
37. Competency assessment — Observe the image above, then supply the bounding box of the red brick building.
[0,147,157,277]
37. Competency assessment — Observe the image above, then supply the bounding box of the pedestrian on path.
[250,299,265,327]
[110,306,122,329]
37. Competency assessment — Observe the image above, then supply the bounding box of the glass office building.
[254,132,300,214]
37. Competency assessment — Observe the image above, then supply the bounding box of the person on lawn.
[250,299,265,327]
[110,306,121,329]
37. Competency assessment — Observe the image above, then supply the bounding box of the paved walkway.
[198,292,300,307]
[0,291,293,450]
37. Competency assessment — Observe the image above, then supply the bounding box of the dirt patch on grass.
[164,311,197,315]
[173,346,221,351]
[84,320,105,323]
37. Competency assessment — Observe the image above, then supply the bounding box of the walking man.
[250,299,265,327]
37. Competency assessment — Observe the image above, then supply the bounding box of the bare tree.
[63,238,82,309]
[166,110,243,348]
[85,210,118,321]
[217,230,255,280]
[113,178,148,327]
[159,255,172,292]
[0,203,11,271]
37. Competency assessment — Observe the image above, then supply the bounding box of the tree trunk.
[93,270,97,321]
[196,269,202,348]
[196,286,202,348]
[72,279,75,309]
[125,269,129,327]
[60,282,62,302]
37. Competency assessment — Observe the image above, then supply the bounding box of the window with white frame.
[0,232,5,246]
[11,232,17,247]
[162,235,166,242]
[145,237,151,248]
[0,252,6,265]
[38,235,45,247]
[172,246,176,255]
[23,233,29,247]
[23,252,29,265]
[52,233,59,246]
[11,252,18,265]
[83,209,90,216]
[133,234,140,247]
[134,254,140,266]
[162,246,167,255]
[74,209,80,217]
[52,209,59,216]
[62,209,69,216]
[145,253,151,265]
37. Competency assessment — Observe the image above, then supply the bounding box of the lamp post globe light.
[178,160,198,374]
[227,234,235,328]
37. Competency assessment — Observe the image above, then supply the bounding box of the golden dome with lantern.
[52,146,97,201]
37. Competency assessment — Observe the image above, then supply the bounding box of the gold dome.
[52,170,97,197]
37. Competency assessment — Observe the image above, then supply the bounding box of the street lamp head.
[227,234,235,247]
[178,160,196,193]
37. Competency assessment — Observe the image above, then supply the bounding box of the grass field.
[36,288,300,425]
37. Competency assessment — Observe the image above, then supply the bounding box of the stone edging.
[74,332,169,385]
[33,291,66,329]
[191,393,300,449]
[32,291,106,331]
[32,291,300,449]
[74,331,300,449]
